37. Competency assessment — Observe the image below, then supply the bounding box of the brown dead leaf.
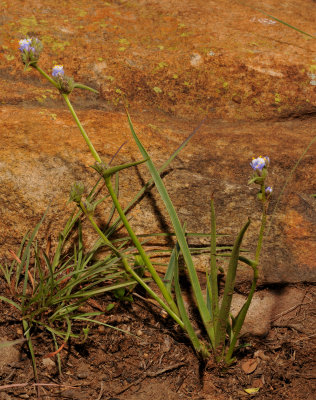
[241,358,259,374]
[251,377,264,388]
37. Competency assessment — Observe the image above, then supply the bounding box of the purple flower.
[18,37,42,66]
[52,65,64,77]
[250,156,266,171]
[52,65,74,94]
[265,186,272,198]
[19,38,32,52]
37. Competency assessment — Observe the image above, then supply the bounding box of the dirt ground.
[0,283,315,400]
[1,1,315,399]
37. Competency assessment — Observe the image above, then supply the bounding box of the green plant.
[0,198,144,379]
[9,38,273,366]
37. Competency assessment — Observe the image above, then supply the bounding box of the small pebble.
[77,371,89,379]
[42,357,55,368]
[232,95,242,104]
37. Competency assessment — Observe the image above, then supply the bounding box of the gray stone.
[0,342,20,373]
[230,286,309,337]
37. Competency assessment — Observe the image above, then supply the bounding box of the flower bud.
[91,161,109,177]
[83,200,96,215]
[69,181,85,204]
[19,37,43,67]
[265,186,272,198]
[52,65,75,94]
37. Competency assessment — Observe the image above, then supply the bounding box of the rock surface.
[0,339,20,373]
[0,0,315,285]
[1,0,315,119]
[230,286,312,337]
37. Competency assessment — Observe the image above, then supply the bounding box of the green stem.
[74,83,99,94]
[215,218,251,349]
[33,65,59,89]
[210,199,219,325]
[104,177,180,316]
[225,264,258,363]
[255,184,267,264]
[79,201,184,328]
[62,94,102,163]
[225,187,266,363]
[23,320,38,382]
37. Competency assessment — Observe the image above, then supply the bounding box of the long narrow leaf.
[16,209,48,289]
[0,296,22,311]
[238,1,316,39]
[173,244,207,357]
[215,219,251,349]
[126,110,213,338]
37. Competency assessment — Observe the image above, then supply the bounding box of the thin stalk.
[33,66,102,163]
[225,264,258,363]
[33,65,59,89]
[126,110,214,340]
[173,247,208,357]
[23,320,38,382]
[79,201,183,327]
[62,94,102,163]
[104,177,180,316]
[225,185,266,363]
[73,83,99,94]
[210,199,219,326]
[255,185,267,263]
[267,134,316,235]
[215,218,251,349]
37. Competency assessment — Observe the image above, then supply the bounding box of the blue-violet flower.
[52,65,64,77]
[19,38,32,52]
[19,37,42,66]
[250,156,267,171]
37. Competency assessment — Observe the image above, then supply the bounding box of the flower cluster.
[52,65,74,94]
[19,37,43,67]
[250,156,270,173]
[249,155,272,200]
[52,65,64,77]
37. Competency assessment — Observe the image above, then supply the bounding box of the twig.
[293,333,316,343]
[114,362,186,395]
[96,381,105,400]
[0,382,76,390]
[44,342,65,358]
[270,301,312,322]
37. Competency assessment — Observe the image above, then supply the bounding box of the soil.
[1,1,315,399]
[0,283,315,400]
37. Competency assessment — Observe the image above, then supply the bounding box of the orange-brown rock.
[0,0,315,284]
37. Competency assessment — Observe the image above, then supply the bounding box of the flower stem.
[33,65,101,164]
[62,94,102,163]
[255,184,267,264]
[33,65,59,89]
[79,201,184,328]
[225,186,267,363]
[104,176,180,316]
